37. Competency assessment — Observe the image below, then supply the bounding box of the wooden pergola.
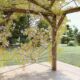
[0,0,80,71]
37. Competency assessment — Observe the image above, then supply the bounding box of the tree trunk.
[51,16,57,71]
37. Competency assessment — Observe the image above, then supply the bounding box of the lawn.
[57,44,80,67]
[0,44,80,68]
[0,46,50,67]
[0,48,27,67]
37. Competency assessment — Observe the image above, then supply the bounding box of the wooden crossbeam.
[64,7,80,14]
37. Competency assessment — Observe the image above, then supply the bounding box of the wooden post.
[51,15,57,71]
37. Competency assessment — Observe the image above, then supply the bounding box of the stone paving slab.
[0,61,80,80]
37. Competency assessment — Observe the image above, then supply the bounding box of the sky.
[63,0,80,30]
[67,12,80,30]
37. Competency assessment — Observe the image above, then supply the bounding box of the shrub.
[37,20,49,29]
[76,32,80,45]
[61,35,70,44]
[67,41,75,46]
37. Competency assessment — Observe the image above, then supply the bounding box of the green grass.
[0,48,28,67]
[0,46,50,67]
[57,44,80,67]
[0,44,80,68]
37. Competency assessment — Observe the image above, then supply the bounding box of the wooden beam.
[28,0,48,10]
[64,7,80,14]
[42,14,52,24]
[27,0,56,15]
[42,14,55,25]
[0,7,55,27]
[1,8,54,16]
[57,14,66,29]
[41,14,57,71]
[51,15,57,71]
[42,14,57,71]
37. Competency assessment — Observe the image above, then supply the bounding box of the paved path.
[0,61,80,80]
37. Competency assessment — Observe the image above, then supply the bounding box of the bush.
[61,35,70,44]
[76,32,80,45]
[67,41,75,46]
[37,20,49,29]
